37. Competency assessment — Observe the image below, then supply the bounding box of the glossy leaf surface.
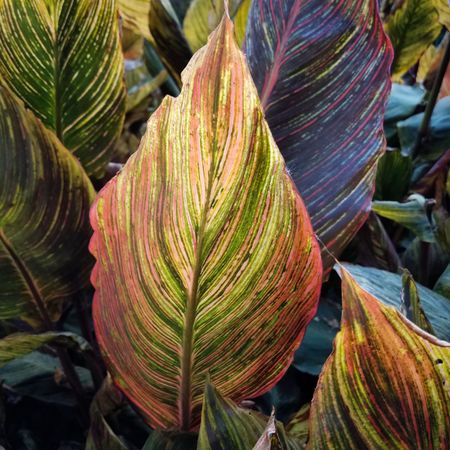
[90,17,322,431]
[308,269,450,449]
[385,0,441,81]
[0,0,126,176]
[0,86,94,326]
[244,0,393,272]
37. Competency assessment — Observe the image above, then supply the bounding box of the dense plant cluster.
[0,0,449,449]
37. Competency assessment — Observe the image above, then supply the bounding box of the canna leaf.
[434,0,450,30]
[372,194,436,242]
[434,263,450,298]
[0,332,90,367]
[401,269,435,334]
[0,0,126,177]
[197,383,267,450]
[183,0,251,51]
[118,0,153,40]
[341,264,450,340]
[148,0,193,86]
[244,0,393,272]
[90,17,322,430]
[385,0,442,81]
[308,269,450,449]
[0,86,94,326]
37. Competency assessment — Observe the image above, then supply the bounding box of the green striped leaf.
[197,383,267,450]
[341,264,450,340]
[0,332,89,367]
[372,194,436,242]
[308,269,450,449]
[148,0,193,86]
[90,17,322,430]
[0,0,126,177]
[183,0,251,51]
[244,0,393,272]
[385,0,442,81]
[0,86,95,326]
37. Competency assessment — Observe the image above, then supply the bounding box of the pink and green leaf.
[244,0,393,272]
[90,16,322,431]
[307,269,450,449]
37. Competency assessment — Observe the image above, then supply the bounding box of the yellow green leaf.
[183,0,251,51]
[90,17,322,430]
[386,0,442,81]
[0,86,95,326]
[0,0,126,176]
[308,269,450,449]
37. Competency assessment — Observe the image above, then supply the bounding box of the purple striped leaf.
[244,0,393,272]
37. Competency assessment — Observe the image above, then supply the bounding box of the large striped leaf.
[244,0,393,272]
[90,17,322,431]
[308,269,450,449]
[183,0,251,51]
[0,86,95,326]
[385,0,442,81]
[0,0,126,177]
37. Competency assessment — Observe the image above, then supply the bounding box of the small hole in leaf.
[436,359,443,365]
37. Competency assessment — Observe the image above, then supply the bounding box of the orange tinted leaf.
[90,17,322,431]
[308,269,450,449]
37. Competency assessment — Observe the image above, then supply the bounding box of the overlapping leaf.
[244,0,393,272]
[0,86,94,326]
[385,0,442,81]
[90,17,322,430]
[183,0,251,51]
[308,269,450,449]
[0,0,126,176]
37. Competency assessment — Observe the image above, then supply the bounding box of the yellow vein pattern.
[0,0,126,177]
[308,269,450,449]
[386,0,442,81]
[0,86,95,326]
[244,0,393,273]
[183,0,251,51]
[90,17,322,431]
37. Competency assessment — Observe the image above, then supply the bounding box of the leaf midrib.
[0,229,52,328]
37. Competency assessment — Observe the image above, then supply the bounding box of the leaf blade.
[90,17,322,430]
[244,0,393,272]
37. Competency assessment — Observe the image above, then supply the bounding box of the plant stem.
[412,35,450,158]
[0,230,89,425]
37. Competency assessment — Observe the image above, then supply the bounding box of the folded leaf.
[434,263,450,298]
[434,0,450,29]
[401,269,435,334]
[197,383,267,450]
[341,264,450,340]
[148,0,193,85]
[244,0,393,272]
[372,194,436,242]
[385,0,441,81]
[86,375,127,450]
[0,0,126,176]
[183,0,251,51]
[0,86,94,326]
[308,269,450,449]
[90,17,322,430]
[118,0,153,40]
[0,332,90,367]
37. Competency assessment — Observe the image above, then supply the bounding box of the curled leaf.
[308,269,450,449]
[90,17,322,430]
